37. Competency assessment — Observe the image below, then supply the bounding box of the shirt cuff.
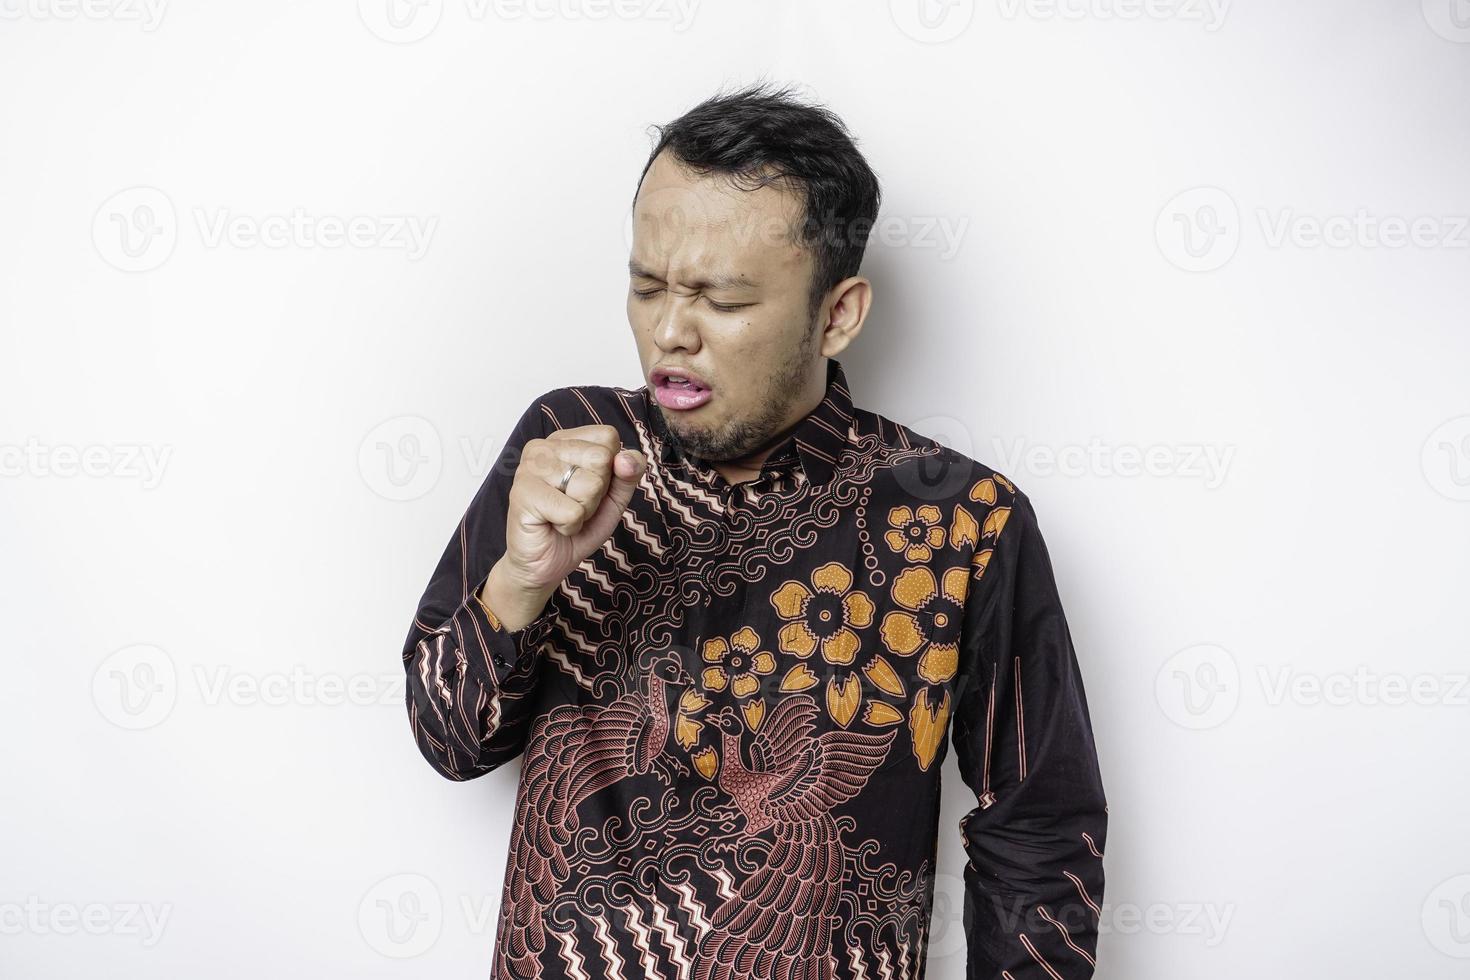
[448,583,557,688]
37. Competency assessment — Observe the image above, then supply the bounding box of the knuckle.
[515,439,546,471]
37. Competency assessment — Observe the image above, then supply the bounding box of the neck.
[712,367,829,485]
[712,428,791,485]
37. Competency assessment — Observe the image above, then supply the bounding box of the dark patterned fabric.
[402,357,1107,979]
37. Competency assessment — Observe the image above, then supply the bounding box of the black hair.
[634,80,882,320]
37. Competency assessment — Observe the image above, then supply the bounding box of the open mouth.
[653,372,713,411]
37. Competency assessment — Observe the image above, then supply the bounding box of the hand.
[482,425,646,629]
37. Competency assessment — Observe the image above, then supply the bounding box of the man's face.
[627,150,824,465]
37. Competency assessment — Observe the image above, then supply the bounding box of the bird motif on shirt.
[495,652,693,980]
[693,694,897,980]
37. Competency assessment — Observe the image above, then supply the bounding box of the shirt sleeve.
[951,481,1108,978]
[401,391,560,780]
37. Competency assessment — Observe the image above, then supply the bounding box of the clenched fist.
[481,424,646,631]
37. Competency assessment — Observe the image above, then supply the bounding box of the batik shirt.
[402,357,1108,980]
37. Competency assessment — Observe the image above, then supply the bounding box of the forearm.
[400,393,559,779]
[952,481,1109,976]
[403,573,558,779]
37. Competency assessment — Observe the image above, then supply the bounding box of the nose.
[652,292,701,356]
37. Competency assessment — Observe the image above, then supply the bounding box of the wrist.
[479,558,556,632]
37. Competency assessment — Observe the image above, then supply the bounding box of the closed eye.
[631,288,752,314]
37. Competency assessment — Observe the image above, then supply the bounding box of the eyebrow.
[627,261,758,292]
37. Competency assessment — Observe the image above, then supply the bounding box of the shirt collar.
[643,357,855,488]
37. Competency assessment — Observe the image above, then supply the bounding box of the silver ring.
[556,463,580,494]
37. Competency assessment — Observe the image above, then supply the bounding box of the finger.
[521,438,614,508]
[606,449,646,508]
[517,439,627,536]
[514,473,590,536]
[522,436,618,475]
[570,449,647,549]
[545,424,621,454]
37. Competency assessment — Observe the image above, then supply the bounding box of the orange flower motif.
[674,688,710,750]
[879,565,970,685]
[884,504,946,562]
[701,626,776,698]
[691,745,718,780]
[770,561,876,666]
[909,687,951,771]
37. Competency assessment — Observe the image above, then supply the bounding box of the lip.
[650,365,712,390]
[649,365,714,411]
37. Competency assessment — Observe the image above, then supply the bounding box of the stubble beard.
[659,321,821,467]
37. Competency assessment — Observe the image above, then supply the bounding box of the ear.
[816,276,871,358]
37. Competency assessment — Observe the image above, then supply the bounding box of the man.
[402,82,1107,980]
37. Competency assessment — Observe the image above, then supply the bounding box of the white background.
[3,1,1468,977]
